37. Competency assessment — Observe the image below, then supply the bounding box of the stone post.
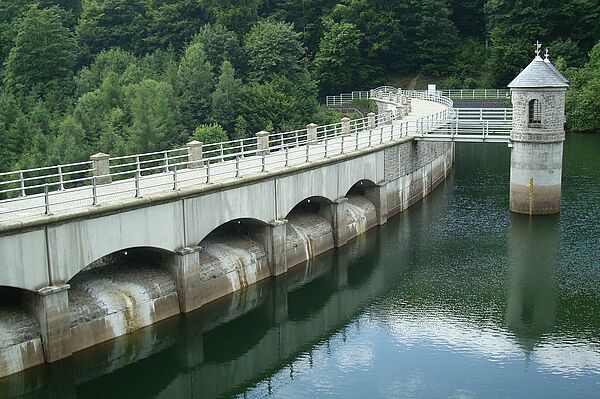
[166,247,203,313]
[306,123,318,142]
[385,109,393,124]
[187,140,203,169]
[90,153,111,185]
[367,112,376,129]
[264,220,288,277]
[341,117,351,135]
[256,131,270,155]
[365,181,389,225]
[395,105,404,120]
[34,285,72,363]
[330,198,351,248]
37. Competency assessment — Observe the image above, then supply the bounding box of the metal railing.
[440,89,511,100]
[0,87,459,220]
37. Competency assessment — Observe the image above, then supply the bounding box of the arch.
[199,217,270,245]
[66,245,176,283]
[345,179,378,197]
[284,196,334,220]
[528,99,542,127]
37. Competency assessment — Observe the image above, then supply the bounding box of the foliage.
[211,61,244,137]
[192,123,228,145]
[193,24,244,76]
[3,6,78,96]
[244,20,304,81]
[565,42,600,132]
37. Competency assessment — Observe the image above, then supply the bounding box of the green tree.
[50,115,87,164]
[192,123,228,145]
[177,42,214,132]
[98,107,126,155]
[4,5,78,95]
[125,79,180,153]
[76,0,147,59]
[75,48,138,96]
[244,20,304,81]
[145,0,210,52]
[314,20,364,95]
[211,61,244,136]
[193,23,244,75]
[565,41,600,132]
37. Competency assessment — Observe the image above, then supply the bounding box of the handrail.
[1,87,494,221]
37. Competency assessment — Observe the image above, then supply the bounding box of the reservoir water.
[1,134,599,398]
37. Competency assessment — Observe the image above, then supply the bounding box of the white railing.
[440,89,511,100]
[0,87,474,220]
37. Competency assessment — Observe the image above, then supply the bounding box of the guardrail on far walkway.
[0,88,454,220]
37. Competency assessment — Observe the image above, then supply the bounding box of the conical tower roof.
[508,56,569,88]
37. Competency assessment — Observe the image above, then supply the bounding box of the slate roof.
[508,56,569,88]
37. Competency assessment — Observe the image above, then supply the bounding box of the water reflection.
[2,137,600,398]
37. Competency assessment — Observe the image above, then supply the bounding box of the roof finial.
[544,47,550,61]
[535,40,542,57]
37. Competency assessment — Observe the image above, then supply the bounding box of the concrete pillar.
[395,105,404,120]
[365,182,389,225]
[510,142,563,214]
[187,140,203,169]
[256,131,270,155]
[265,220,288,277]
[166,247,203,313]
[367,112,376,129]
[307,123,318,142]
[341,117,351,135]
[90,153,111,185]
[34,285,72,363]
[330,198,351,248]
[385,109,393,124]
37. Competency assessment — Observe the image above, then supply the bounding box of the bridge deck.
[0,99,447,223]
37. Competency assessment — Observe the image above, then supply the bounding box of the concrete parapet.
[307,123,318,142]
[34,285,72,363]
[367,113,376,129]
[341,118,351,135]
[385,109,393,124]
[256,131,270,155]
[90,153,111,185]
[187,141,203,169]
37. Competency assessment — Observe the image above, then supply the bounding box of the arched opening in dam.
[345,179,380,236]
[196,218,272,292]
[67,247,181,353]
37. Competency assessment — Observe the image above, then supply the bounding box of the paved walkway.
[0,99,447,223]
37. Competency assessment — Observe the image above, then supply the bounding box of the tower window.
[528,99,542,127]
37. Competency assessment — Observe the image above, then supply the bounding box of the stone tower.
[508,44,569,215]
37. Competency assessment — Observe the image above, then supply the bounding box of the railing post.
[173,164,178,190]
[163,151,169,173]
[285,146,290,166]
[307,123,318,142]
[19,171,26,197]
[92,177,98,206]
[90,152,111,185]
[235,156,241,177]
[341,117,351,135]
[256,131,270,155]
[367,112,376,129]
[44,185,50,215]
[187,140,203,169]
[134,170,141,198]
[58,166,64,190]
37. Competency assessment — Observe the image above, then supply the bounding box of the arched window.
[528,99,542,127]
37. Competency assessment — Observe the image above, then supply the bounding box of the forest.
[0,0,599,172]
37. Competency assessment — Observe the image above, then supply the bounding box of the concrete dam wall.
[0,138,454,378]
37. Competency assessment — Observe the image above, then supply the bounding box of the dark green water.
[2,134,599,398]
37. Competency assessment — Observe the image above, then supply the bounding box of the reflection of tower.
[508,42,569,214]
[505,213,558,352]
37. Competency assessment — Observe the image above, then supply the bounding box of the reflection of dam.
[3,167,600,398]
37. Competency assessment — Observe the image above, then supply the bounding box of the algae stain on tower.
[508,42,569,215]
